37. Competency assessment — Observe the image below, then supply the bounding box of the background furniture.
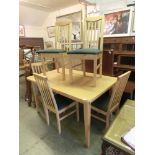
[101,99,135,155]
[67,16,104,85]
[19,37,44,106]
[91,71,131,129]
[27,69,117,147]
[34,73,79,135]
[37,19,72,80]
[85,36,135,99]
[19,37,44,49]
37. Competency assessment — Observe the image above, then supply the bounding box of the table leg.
[84,102,91,148]
[24,65,32,106]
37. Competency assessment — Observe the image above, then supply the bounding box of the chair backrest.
[31,61,48,75]
[55,18,72,51]
[107,71,131,113]
[33,73,58,112]
[84,16,104,51]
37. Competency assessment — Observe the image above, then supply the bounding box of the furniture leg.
[60,54,65,80]
[76,103,79,122]
[25,65,32,106]
[100,53,102,77]
[69,56,73,83]
[32,83,40,112]
[82,59,86,76]
[84,102,91,148]
[93,58,97,86]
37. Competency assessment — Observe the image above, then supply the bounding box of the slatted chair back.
[84,16,104,51]
[31,62,48,75]
[33,73,58,113]
[55,19,72,51]
[107,71,131,113]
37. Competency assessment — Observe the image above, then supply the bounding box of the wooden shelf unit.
[85,36,135,99]
[103,36,135,99]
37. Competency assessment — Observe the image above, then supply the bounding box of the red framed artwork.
[104,8,133,37]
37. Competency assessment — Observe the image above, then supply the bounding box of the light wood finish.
[33,73,79,135]
[27,69,117,147]
[31,61,49,108]
[91,71,131,129]
[31,62,49,75]
[39,19,72,80]
[68,16,104,86]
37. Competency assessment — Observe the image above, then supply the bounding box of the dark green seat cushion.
[92,94,110,112]
[37,49,66,54]
[54,94,74,110]
[67,48,101,55]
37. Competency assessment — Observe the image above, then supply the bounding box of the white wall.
[42,4,85,46]
[24,25,46,38]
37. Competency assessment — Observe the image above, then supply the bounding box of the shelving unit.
[103,36,135,99]
[85,36,135,99]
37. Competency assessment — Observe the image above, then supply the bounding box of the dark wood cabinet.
[85,36,135,99]
[19,37,44,49]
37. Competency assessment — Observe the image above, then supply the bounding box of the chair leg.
[55,58,59,73]
[60,54,65,80]
[99,54,102,77]
[76,103,79,122]
[93,58,97,86]
[56,113,61,135]
[69,56,73,83]
[105,114,110,129]
[43,106,50,125]
[82,59,86,77]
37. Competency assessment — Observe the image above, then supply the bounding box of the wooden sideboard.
[19,37,44,49]
[19,37,44,106]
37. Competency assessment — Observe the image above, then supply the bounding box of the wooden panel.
[19,37,44,49]
[104,37,122,43]
[121,36,135,44]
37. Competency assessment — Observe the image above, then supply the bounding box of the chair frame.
[68,16,104,85]
[33,73,79,135]
[39,19,72,80]
[91,71,131,129]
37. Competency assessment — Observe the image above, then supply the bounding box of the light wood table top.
[27,69,117,104]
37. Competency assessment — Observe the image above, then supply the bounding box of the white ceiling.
[19,0,79,12]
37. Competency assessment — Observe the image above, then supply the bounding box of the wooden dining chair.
[31,62,48,75]
[67,16,104,85]
[33,73,79,135]
[37,19,72,80]
[31,61,49,108]
[91,71,131,129]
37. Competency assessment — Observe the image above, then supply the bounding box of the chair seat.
[37,49,66,54]
[67,48,101,55]
[92,94,110,112]
[54,94,74,110]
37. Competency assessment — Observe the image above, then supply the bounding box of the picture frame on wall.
[104,8,133,37]
[19,25,25,37]
[47,26,55,38]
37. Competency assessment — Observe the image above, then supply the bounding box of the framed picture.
[104,8,133,37]
[19,25,25,37]
[47,26,55,38]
